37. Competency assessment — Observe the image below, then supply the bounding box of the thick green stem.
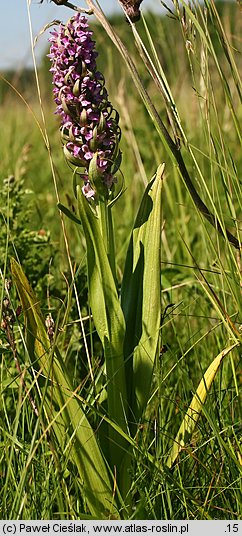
[77,188,131,503]
[99,198,117,286]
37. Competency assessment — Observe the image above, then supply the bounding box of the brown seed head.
[119,0,144,22]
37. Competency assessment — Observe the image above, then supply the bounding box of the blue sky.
[0,0,160,70]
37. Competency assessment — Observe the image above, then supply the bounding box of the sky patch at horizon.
[0,0,162,71]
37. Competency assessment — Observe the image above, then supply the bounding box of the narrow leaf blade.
[167,343,239,468]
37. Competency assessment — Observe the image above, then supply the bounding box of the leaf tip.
[157,163,166,179]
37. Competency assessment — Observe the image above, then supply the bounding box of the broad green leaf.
[77,188,129,472]
[167,343,239,468]
[11,258,119,519]
[121,164,164,425]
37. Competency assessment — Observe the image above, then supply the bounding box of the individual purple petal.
[82,182,96,199]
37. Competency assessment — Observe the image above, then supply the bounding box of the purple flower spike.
[49,13,122,199]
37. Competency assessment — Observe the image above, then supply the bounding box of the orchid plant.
[11,12,163,517]
[49,11,163,458]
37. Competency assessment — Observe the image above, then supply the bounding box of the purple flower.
[48,14,122,198]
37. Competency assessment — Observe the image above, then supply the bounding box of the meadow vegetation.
[0,0,241,519]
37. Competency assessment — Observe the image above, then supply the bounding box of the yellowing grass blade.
[167,343,239,468]
[11,258,120,519]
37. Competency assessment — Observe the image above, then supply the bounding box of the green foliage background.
[0,2,241,519]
